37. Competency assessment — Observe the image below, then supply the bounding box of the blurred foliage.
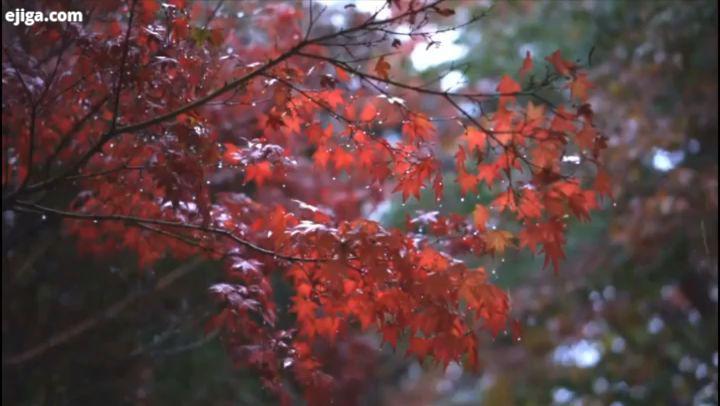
[383,0,718,405]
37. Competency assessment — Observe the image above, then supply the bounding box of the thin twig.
[14,201,334,263]
[109,0,137,132]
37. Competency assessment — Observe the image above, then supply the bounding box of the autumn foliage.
[2,0,608,402]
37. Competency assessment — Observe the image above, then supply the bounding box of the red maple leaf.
[545,49,577,76]
[374,56,391,80]
[245,161,273,186]
[519,50,533,79]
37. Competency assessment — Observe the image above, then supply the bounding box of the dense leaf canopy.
[4,0,714,405]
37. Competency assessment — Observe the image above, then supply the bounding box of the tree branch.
[14,0,448,199]
[13,201,334,263]
[3,258,204,367]
[19,41,307,197]
[109,0,138,132]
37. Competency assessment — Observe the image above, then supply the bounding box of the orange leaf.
[492,190,517,212]
[223,143,243,165]
[335,66,350,82]
[550,106,577,134]
[322,88,344,110]
[402,113,434,142]
[569,72,593,101]
[408,337,432,359]
[472,204,489,231]
[497,74,521,105]
[374,56,391,80]
[497,74,521,94]
[576,123,597,150]
[435,7,455,17]
[526,100,545,124]
[518,188,543,219]
[465,126,487,152]
[418,247,449,270]
[519,50,533,79]
[594,169,612,198]
[394,175,423,202]
[381,325,401,348]
[457,167,478,197]
[485,229,514,254]
[360,102,377,121]
[477,163,500,186]
[244,161,273,186]
[332,147,354,171]
[510,319,523,341]
[313,146,331,168]
[459,268,487,306]
[545,49,576,76]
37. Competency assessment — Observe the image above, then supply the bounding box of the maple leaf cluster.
[2,0,608,402]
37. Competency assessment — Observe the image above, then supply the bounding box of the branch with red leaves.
[2,0,610,402]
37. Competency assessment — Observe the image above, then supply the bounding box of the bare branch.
[3,258,205,366]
